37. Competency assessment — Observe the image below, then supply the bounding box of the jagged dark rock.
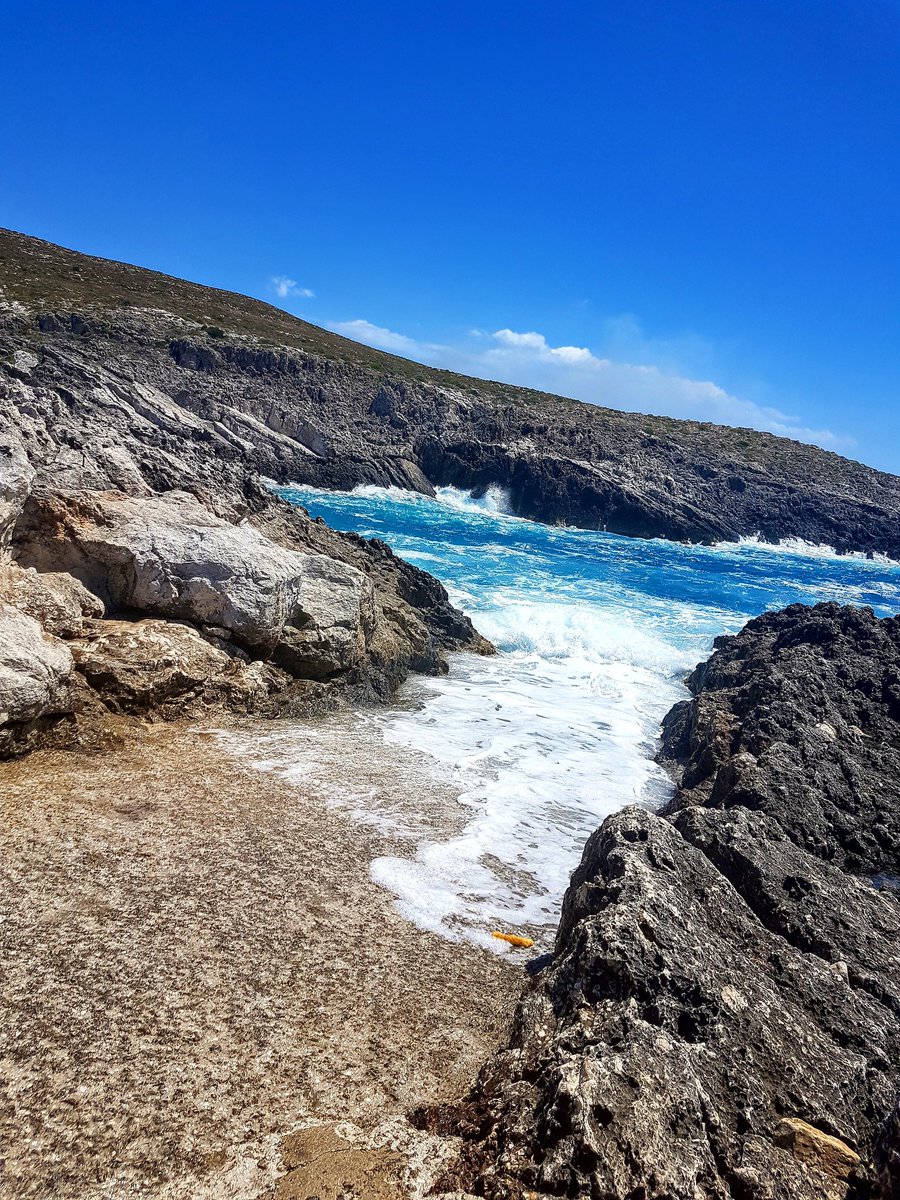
[3,227,900,556]
[427,603,900,1200]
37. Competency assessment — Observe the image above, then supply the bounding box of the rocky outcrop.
[0,467,488,751]
[0,566,105,636]
[0,602,74,756]
[0,438,33,560]
[3,227,900,556]
[16,488,377,664]
[0,233,500,754]
[429,604,900,1199]
[69,618,282,718]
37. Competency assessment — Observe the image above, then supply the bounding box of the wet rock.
[274,1125,402,1200]
[437,603,900,1199]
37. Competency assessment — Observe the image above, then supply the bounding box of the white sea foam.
[273,479,898,566]
[366,589,690,949]
[245,481,900,951]
[712,532,899,565]
[350,483,423,503]
[433,484,514,517]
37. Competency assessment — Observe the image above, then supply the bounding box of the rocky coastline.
[427,603,900,1199]
[1,229,899,1200]
[0,302,493,758]
[4,227,900,558]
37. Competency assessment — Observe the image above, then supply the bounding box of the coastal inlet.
[220,484,900,950]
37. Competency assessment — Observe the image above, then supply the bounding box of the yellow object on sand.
[491,931,534,948]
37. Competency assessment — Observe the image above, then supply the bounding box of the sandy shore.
[0,720,519,1199]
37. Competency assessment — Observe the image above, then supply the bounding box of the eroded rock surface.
[430,603,900,1199]
[0,462,485,750]
[0,240,496,754]
[3,226,900,555]
[69,618,282,718]
[16,488,376,662]
[0,601,74,755]
[0,438,33,559]
[0,564,105,637]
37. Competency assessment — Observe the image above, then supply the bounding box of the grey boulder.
[0,601,73,754]
[17,489,376,670]
[0,565,105,636]
[70,618,274,716]
[0,438,34,561]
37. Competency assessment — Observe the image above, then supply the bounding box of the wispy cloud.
[271,275,315,300]
[328,318,446,359]
[326,315,853,453]
[598,313,720,376]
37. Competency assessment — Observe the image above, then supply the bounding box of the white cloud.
[492,329,601,367]
[549,344,595,364]
[324,315,853,453]
[493,329,548,350]
[328,318,447,359]
[271,275,315,300]
[600,313,719,376]
[329,318,423,354]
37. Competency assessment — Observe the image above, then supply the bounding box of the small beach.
[0,720,518,1199]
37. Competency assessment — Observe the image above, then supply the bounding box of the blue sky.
[2,1,899,469]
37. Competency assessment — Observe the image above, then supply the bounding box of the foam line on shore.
[260,482,900,947]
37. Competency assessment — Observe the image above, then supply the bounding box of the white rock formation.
[0,601,73,729]
[0,439,34,561]
[18,489,376,672]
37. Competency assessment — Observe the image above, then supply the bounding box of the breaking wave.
[258,482,900,949]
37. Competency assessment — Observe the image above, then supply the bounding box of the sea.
[222,483,900,951]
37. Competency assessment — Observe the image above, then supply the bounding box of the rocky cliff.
[3,227,900,556]
[426,603,900,1199]
[0,238,496,756]
[4,231,900,1196]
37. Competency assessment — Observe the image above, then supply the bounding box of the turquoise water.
[272,482,900,947]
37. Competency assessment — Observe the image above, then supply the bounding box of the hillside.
[2,226,900,554]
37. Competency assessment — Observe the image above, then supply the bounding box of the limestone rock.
[17,489,376,668]
[0,601,73,755]
[10,348,39,377]
[271,552,377,680]
[0,438,34,561]
[70,618,272,717]
[0,234,492,752]
[0,565,104,636]
[774,1118,860,1184]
